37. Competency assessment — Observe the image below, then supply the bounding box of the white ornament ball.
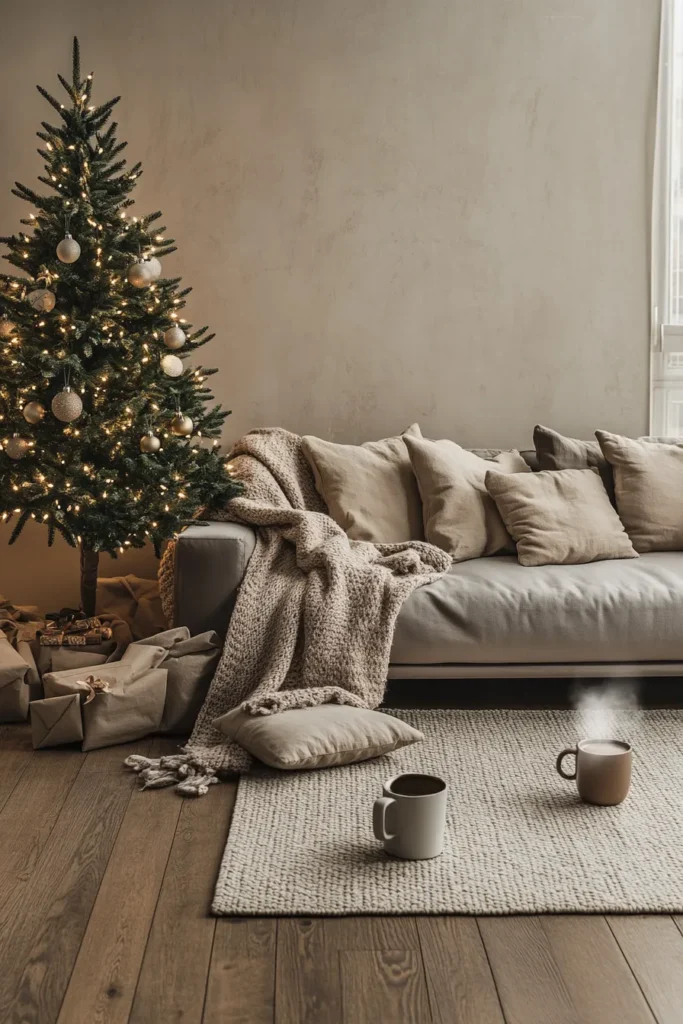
[28,288,56,312]
[22,401,46,425]
[170,414,194,437]
[127,259,154,288]
[163,325,186,350]
[5,434,29,460]
[146,256,162,280]
[51,386,83,422]
[161,354,184,377]
[56,233,81,264]
[140,432,161,453]
[0,318,16,338]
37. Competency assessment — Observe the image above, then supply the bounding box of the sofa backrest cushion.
[302,424,424,543]
[405,434,530,562]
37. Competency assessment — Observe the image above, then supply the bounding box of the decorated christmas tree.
[0,38,241,614]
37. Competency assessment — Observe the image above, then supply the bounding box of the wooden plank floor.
[0,722,680,1023]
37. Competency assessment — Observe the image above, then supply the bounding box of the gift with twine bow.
[42,644,168,751]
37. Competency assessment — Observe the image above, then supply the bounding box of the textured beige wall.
[0,0,659,607]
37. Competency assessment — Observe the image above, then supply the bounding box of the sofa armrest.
[174,522,256,638]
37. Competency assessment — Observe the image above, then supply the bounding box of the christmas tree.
[0,38,242,614]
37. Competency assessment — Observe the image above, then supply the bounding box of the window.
[652,0,683,434]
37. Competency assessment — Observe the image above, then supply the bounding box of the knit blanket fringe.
[130,427,451,795]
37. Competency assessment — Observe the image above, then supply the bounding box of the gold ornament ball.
[56,233,81,264]
[5,434,29,460]
[163,325,186,350]
[51,386,83,423]
[22,401,46,424]
[170,414,194,437]
[0,318,16,338]
[127,259,154,288]
[161,353,184,377]
[146,256,162,280]
[28,288,56,313]
[140,432,161,453]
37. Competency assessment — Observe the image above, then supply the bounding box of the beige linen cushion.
[405,435,530,561]
[596,430,683,552]
[212,704,423,770]
[534,424,615,502]
[485,468,638,567]
[302,424,423,542]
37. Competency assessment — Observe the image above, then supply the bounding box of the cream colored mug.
[373,773,447,859]
[556,739,632,806]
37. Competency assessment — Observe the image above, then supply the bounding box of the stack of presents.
[0,579,221,750]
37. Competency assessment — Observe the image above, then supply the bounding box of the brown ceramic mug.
[555,739,632,806]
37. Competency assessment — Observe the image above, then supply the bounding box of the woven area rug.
[213,708,683,916]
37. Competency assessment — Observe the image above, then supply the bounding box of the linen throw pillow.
[596,430,683,552]
[302,424,423,543]
[533,424,615,502]
[213,704,423,770]
[405,435,530,561]
[485,468,638,567]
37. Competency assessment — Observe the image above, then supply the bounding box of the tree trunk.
[80,547,99,616]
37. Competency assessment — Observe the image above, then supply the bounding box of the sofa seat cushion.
[391,553,683,665]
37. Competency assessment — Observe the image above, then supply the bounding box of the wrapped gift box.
[0,636,30,722]
[42,644,168,750]
[30,694,84,749]
[134,627,222,735]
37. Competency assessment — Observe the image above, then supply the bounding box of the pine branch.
[57,74,78,105]
[37,85,68,118]
[72,37,81,89]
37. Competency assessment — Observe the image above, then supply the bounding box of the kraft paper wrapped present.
[81,667,167,751]
[134,627,222,734]
[30,694,84,749]
[96,575,167,641]
[42,643,167,700]
[0,636,30,722]
[41,644,168,751]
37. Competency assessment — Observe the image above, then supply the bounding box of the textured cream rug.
[212,709,683,915]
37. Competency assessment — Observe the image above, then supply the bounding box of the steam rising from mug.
[570,680,641,741]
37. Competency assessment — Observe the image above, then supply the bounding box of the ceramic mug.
[556,739,632,806]
[373,773,447,859]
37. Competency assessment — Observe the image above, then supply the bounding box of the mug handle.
[556,747,578,780]
[373,797,396,842]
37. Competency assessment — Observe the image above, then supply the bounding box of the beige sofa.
[173,451,683,680]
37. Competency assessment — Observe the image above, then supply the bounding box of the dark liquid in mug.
[388,774,446,797]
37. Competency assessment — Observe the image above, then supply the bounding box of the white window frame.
[651,0,683,435]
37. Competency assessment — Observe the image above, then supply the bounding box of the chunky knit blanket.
[126,427,451,794]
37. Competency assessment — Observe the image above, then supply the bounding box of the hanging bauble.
[27,288,56,312]
[170,413,194,437]
[163,325,186,350]
[0,318,16,338]
[22,401,46,425]
[5,434,29,460]
[51,386,83,423]
[146,256,162,280]
[161,353,184,377]
[127,258,155,288]
[56,233,81,264]
[140,431,161,453]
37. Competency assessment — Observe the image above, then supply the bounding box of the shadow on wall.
[0,520,160,612]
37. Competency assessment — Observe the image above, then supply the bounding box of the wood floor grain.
[340,949,431,1024]
[204,918,277,1024]
[608,916,683,1024]
[418,917,505,1024]
[0,730,680,1024]
[57,740,182,1024]
[127,781,236,1024]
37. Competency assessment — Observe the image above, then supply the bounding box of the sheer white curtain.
[650,0,683,435]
